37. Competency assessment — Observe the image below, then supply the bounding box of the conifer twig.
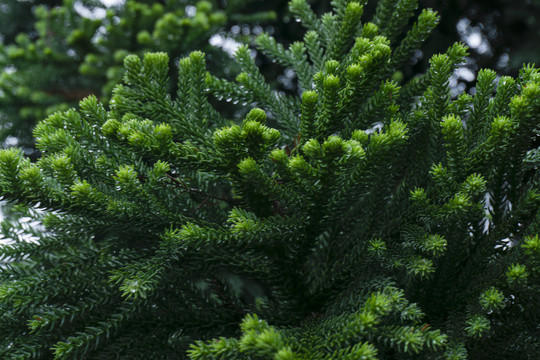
[164,173,231,203]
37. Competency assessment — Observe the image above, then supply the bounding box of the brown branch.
[193,196,210,212]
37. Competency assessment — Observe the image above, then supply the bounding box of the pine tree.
[0,0,276,153]
[1,0,539,359]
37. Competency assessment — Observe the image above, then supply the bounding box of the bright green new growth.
[1,0,540,359]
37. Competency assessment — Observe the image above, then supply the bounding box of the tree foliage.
[0,0,539,359]
[0,0,276,153]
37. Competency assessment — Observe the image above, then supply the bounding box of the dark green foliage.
[0,1,62,44]
[1,0,539,359]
